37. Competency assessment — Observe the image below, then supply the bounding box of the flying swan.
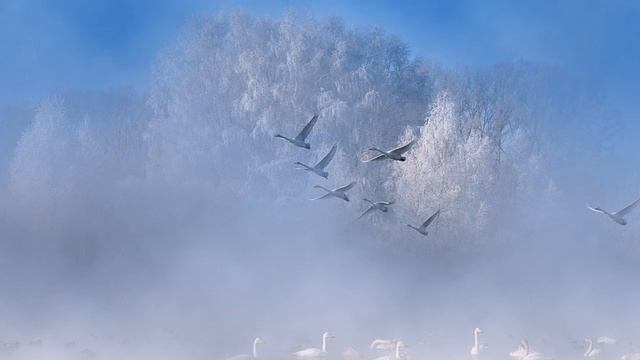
[275,114,318,149]
[364,140,415,162]
[357,199,394,219]
[406,209,441,236]
[310,182,356,202]
[587,196,640,225]
[294,144,337,179]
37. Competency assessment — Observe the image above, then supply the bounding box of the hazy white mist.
[0,11,638,360]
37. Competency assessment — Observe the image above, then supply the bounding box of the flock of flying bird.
[275,114,441,236]
[225,329,640,360]
[275,114,640,232]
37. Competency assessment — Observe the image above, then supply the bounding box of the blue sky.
[1,0,639,120]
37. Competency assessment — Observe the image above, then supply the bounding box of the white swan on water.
[364,140,415,162]
[510,340,528,359]
[370,339,397,351]
[294,332,335,359]
[470,328,487,357]
[225,337,266,360]
[516,340,553,360]
[372,341,407,360]
[584,338,602,358]
[587,196,640,225]
[275,114,318,149]
[294,144,337,179]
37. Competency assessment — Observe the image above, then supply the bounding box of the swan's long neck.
[585,339,593,356]
[522,340,529,357]
[474,330,479,349]
[322,334,327,353]
[252,340,259,358]
[395,342,401,359]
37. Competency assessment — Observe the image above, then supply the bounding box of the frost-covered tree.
[1,12,614,255]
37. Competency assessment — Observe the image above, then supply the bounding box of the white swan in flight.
[364,140,415,162]
[587,196,640,225]
[373,341,407,360]
[274,114,318,149]
[294,144,337,179]
[370,339,397,351]
[225,337,266,360]
[294,332,334,359]
[470,328,487,357]
[310,182,356,202]
[584,338,602,358]
[406,209,440,236]
[357,199,394,219]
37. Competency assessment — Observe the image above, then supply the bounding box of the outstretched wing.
[295,114,318,142]
[336,181,356,192]
[363,154,386,162]
[420,209,441,230]
[614,197,640,217]
[310,193,334,201]
[389,140,415,156]
[586,204,607,214]
[315,144,337,169]
[357,206,377,220]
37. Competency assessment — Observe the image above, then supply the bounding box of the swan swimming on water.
[364,140,415,162]
[225,337,266,360]
[294,332,334,359]
[310,182,356,202]
[510,340,528,359]
[357,199,394,219]
[516,340,553,360]
[294,144,337,179]
[587,196,640,225]
[470,328,487,357]
[372,341,407,360]
[274,114,318,149]
[406,209,440,236]
[370,339,397,351]
[584,338,602,358]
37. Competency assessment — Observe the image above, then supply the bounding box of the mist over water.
[0,11,639,360]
